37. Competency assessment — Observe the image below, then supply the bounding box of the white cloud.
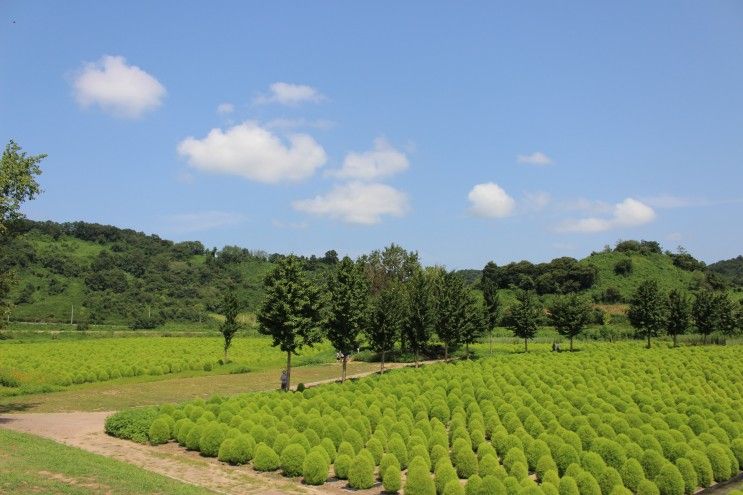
[254,82,325,106]
[72,55,166,118]
[293,182,409,225]
[177,121,327,183]
[468,182,516,219]
[557,198,656,233]
[265,118,335,131]
[517,151,553,166]
[216,102,234,114]
[162,211,246,234]
[522,191,551,212]
[331,138,409,180]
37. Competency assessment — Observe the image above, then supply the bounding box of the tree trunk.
[489,331,493,355]
[415,350,419,368]
[570,336,574,352]
[524,337,528,353]
[646,334,651,349]
[673,334,678,348]
[380,350,386,374]
[703,333,707,345]
[444,344,448,363]
[466,342,470,360]
[341,354,348,382]
[286,351,292,391]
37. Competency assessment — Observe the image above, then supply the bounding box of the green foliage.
[706,444,732,482]
[383,464,402,493]
[302,450,329,485]
[334,453,351,479]
[403,269,435,362]
[104,407,158,444]
[253,443,280,471]
[620,458,645,492]
[654,463,685,495]
[147,418,171,445]
[436,461,458,495]
[507,290,541,351]
[198,423,226,457]
[637,479,661,495]
[218,434,254,465]
[280,443,306,477]
[443,479,465,495]
[0,140,45,231]
[548,294,592,350]
[558,476,580,495]
[348,454,375,489]
[219,292,241,360]
[366,280,405,365]
[628,280,667,347]
[406,464,436,495]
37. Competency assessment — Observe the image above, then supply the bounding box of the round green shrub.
[406,464,436,495]
[148,418,171,445]
[465,474,482,495]
[253,443,280,471]
[674,458,697,495]
[444,479,465,495]
[334,453,351,479]
[388,437,409,469]
[199,423,226,457]
[479,454,499,478]
[456,448,479,479]
[185,425,203,451]
[481,475,507,495]
[620,458,646,492]
[581,451,607,479]
[598,466,623,495]
[218,433,254,464]
[636,479,660,495]
[555,444,580,476]
[348,454,375,489]
[706,444,732,482]
[435,462,458,495]
[641,449,666,479]
[176,420,194,446]
[367,437,384,465]
[280,443,306,477]
[344,429,364,454]
[380,452,401,477]
[503,476,521,494]
[338,440,355,458]
[558,476,580,495]
[320,437,336,463]
[609,487,633,495]
[684,450,713,487]
[655,463,685,495]
[383,464,402,493]
[576,471,601,495]
[509,461,528,480]
[303,450,329,485]
[592,438,627,470]
[536,455,558,481]
[731,438,743,469]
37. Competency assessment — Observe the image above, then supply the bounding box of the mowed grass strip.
[0,428,214,495]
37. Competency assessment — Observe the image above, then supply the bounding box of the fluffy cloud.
[254,82,325,105]
[72,55,166,118]
[468,182,516,218]
[517,151,553,166]
[216,102,234,114]
[331,138,409,180]
[162,211,246,234]
[557,198,656,233]
[293,182,408,224]
[177,121,327,183]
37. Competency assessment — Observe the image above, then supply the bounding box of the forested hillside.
[0,220,735,326]
[0,220,336,325]
[708,256,743,287]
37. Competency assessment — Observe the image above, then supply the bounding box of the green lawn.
[0,428,213,494]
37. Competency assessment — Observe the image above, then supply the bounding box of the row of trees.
[627,280,742,348]
[253,247,497,390]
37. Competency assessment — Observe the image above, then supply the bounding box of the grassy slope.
[581,250,698,298]
[0,428,212,494]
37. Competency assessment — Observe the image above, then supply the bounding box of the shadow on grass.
[0,401,39,414]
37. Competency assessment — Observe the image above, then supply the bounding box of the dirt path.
[0,360,443,495]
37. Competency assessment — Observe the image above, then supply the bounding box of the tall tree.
[257,255,324,390]
[692,290,717,344]
[358,243,420,295]
[508,290,541,352]
[627,280,667,348]
[0,140,46,326]
[326,256,369,382]
[366,281,405,373]
[460,292,485,360]
[402,269,434,367]
[665,289,691,347]
[432,269,461,362]
[714,293,739,337]
[481,270,502,355]
[219,292,241,361]
[548,294,592,351]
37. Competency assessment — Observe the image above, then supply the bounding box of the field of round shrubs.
[109,344,743,495]
[0,336,333,394]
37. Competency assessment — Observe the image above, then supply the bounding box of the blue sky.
[2,1,742,269]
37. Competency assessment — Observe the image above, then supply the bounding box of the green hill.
[708,256,743,286]
[0,220,335,325]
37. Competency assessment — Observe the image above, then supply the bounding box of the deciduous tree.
[326,256,368,381]
[365,281,405,373]
[257,255,324,390]
[548,294,592,351]
[508,290,541,352]
[627,280,667,348]
[402,269,434,367]
[665,289,691,347]
[219,292,241,361]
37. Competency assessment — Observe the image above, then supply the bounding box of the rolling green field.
[0,428,213,494]
[0,336,336,396]
[109,343,743,494]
